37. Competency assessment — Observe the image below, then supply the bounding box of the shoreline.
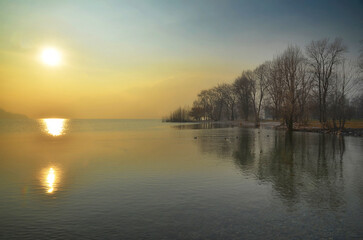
[171,120,363,137]
[291,127,363,137]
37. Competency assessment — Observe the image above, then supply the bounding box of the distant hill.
[0,109,28,119]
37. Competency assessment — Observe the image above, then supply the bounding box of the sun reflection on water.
[43,167,59,194]
[41,118,68,136]
[47,168,55,193]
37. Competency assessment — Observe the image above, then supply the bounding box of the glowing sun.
[41,47,61,66]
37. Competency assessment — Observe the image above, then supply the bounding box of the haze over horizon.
[0,0,362,119]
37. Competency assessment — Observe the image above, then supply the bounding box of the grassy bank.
[304,120,363,129]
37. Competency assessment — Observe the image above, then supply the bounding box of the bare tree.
[266,59,284,120]
[251,62,269,126]
[210,86,226,121]
[197,89,214,121]
[330,60,359,129]
[306,38,347,127]
[279,45,307,131]
[195,87,226,121]
[359,40,363,73]
[233,71,253,121]
[296,62,314,124]
[190,100,204,121]
[351,94,363,119]
[218,83,237,120]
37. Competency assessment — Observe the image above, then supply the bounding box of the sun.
[41,47,61,66]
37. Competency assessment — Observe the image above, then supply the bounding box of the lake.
[0,119,362,239]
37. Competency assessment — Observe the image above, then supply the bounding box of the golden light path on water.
[39,119,66,193]
[41,167,59,194]
[41,118,68,136]
[47,168,55,193]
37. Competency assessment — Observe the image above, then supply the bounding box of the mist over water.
[0,119,362,239]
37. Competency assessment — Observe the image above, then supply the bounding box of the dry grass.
[306,120,363,129]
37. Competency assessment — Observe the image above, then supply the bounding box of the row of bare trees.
[162,107,192,122]
[165,38,362,130]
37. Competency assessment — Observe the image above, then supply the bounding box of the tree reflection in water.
[196,128,347,210]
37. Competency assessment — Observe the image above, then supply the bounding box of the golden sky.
[0,0,362,119]
[0,45,243,118]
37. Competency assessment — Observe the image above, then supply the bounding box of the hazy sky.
[0,0,362,119]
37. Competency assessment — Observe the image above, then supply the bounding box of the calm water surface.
[0,119,362,239]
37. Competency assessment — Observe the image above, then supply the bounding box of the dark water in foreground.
[0,119,362,239]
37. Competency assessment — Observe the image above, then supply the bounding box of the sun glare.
[42,118,67,136]
[41,47,61,66]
